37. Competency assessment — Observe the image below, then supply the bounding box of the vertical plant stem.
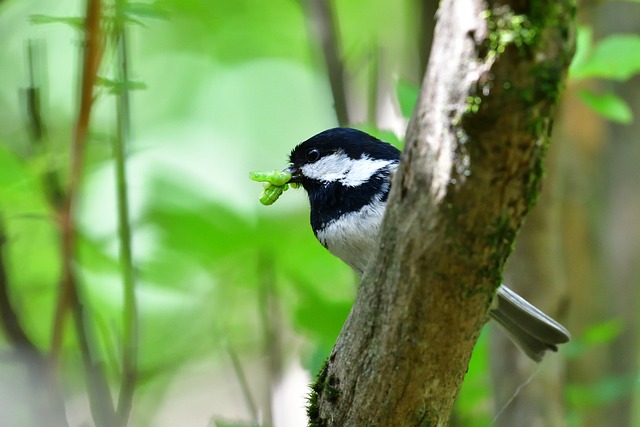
[367,44,380,126]
[51,0,105,359]
[13,41,71,427]
[50,0,116,426]
[227,347,260,424]
[113,1,139,425]
[416,0,437,80]
[0,223,38,371]
[258,253,283,426]
[303,0,350,126]
[25,40,65,209]
[25,41,46,145]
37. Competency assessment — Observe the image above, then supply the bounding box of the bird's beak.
[284,165,302,183]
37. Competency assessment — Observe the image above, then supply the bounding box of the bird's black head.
[286,127,400,233]
[287,127,400,187]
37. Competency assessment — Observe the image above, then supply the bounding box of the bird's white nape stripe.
[343,156,395,186]
[301,151,395,187]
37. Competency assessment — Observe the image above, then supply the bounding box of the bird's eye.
[305,148,320,162]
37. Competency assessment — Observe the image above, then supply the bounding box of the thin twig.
[113,0,139,425]
[258,252,283,426]
[0,224,37,351]
[17,40,71,427]
[24,40,66,216]
[302,0,350,126]
[227,347,260,423]
[367,44,380,126]
[26,39,66,209]
[50,1,116,426]
[25,41,47,144]
[50,0,105,358]
[416,0,438,80]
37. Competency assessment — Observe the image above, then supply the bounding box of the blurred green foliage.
[453,330,492,427]
[1,0,638,425]
[0,0,407,423]
[570,25,640,123]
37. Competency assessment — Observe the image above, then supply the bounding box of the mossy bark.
[309,0,576,425]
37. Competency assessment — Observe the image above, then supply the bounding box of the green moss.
[482,214,518,288]
[307,359,327,426]
[466,7,539,119]
[516,62,566,108]
[307,358,341,426]
[529,0,577,34]
[458,281,482,300]
[416,406,434,426]
[326,381,340,403]
[523,131,550,214]
[533,62,565,104]
[528,0,576,105]
[465,95,482,114]
[482,8,538,60]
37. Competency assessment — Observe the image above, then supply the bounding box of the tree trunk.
[309,0,575,425]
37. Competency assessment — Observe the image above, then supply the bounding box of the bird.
[285,127,570,362]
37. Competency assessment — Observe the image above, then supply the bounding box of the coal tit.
[286,127,570,362]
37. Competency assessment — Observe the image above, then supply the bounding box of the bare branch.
[113,1,139,424]
[311,0,575,425]
[50,1,116,425]
[302,0,350,126]
[258,253,284,425]
[228,347,260,423]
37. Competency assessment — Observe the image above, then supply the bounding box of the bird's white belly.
[315,199,386,276]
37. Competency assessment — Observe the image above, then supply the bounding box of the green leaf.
[396,80,420,118]
[580,318,624,345]
[124,16,149,28]
[568,26,593,76]
[454,330,492,427]
[566,374,638,408]
[578,90,633,124]
[355,125,404,150]
[29,15,84,31]
[96,76,147,94]
[292,278,351,350]
[0,146,47,214]
[564,319,625,358]
[570,34,640,81]
[124,2,170,21]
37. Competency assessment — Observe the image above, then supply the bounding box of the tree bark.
[309,0,575,425]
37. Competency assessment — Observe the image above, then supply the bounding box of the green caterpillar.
[249,169,298,205]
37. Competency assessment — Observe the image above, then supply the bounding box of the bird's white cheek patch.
[301,151,352,183]
[342,158,394,186]
[301,151,395,187]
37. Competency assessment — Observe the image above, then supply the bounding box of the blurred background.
[0,0,639,426]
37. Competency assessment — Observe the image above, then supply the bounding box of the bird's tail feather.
[489,285,570,362]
